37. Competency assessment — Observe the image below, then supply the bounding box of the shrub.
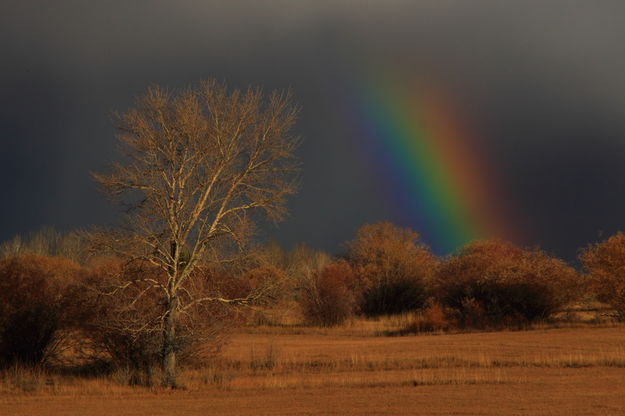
[344,222,436,316]
[239,266,292,306]
[391,301,454,336]
[76,257,163,385]
[78,258,245,385]
[435,240,580,329]
[300,262,357,326]
[0,253,80,367]
[580,232,625,320]
[418,299,454,332]
[360,277,427,317]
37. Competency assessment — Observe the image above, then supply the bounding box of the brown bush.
[75,257,163,384]
[344,222,437,316]
[299,262,357,327]
[580,232,625,320]
[418,299,455,332]
[386,299,455,336]
[239,266,292,306]
[77,258,251,384]
[0,253,81,367]
[435,240,581,329]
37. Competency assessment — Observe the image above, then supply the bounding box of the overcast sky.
[2,1,625,260]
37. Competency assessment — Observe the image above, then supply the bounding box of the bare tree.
[0,227,86,263]
[92,79,300,387]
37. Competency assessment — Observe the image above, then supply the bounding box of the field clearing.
[2,325,625,415]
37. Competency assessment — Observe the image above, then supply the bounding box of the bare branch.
[92,78,300,387]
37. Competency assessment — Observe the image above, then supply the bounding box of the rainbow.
[342,68,517,254]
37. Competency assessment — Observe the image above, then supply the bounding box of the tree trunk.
[162,296,178,388]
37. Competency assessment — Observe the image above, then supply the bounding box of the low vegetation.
[0,254,81,368]
[0,221,623,405]
[580,232,625,320]
[299,261,357,327]
[434,240,581,329]
[344,222,436,317]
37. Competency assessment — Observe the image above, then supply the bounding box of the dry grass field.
[2,317,625,415]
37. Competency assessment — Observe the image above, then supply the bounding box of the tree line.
[2,222,625,383]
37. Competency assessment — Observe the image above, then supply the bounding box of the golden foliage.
[435,240,581,327]
[345,222,437,315]
[300,262,357,326]
[580,232,625,319]
[0,253,82,366]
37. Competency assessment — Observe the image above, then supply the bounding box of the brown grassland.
[2,311,625,416]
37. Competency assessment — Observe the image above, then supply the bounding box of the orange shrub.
[435,240,580,328]
[299,262,357,326]
[77,257,164,383]
[344,222,437,316]
[238,266,292,306]
[580,232,625,319]
[418,299,454,332]
[78,258,250,384]
[0,253,81,367]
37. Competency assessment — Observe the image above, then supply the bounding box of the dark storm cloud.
[2,0,625,260]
